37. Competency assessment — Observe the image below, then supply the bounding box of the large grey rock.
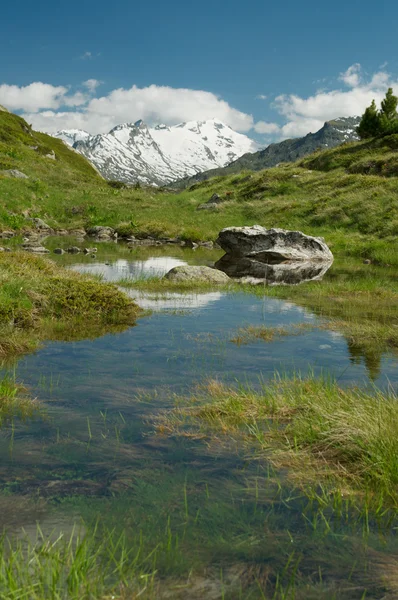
[1,169,29,179]
[216,225,333,262]
[164,265,230,284]
[215,255,333,285]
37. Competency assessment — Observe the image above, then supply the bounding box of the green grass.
[155,375,398,504]
[0,252,141,360]
[0,375,37,426]
[1,111,398,266]
[229,323,316,345]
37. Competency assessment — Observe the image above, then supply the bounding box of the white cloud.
[254,120,280,134]
[1,64,396,143]
[256,94,267,100]
[83,79,102,92]
[339,63,361,87]
[0,82,69,112]
[80,51,92,60]
[271,64,398,138]
[17,84,254,134]
[0,82,91,113]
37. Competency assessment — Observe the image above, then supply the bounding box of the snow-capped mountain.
[53,119,259,186]
[55,129,91,146]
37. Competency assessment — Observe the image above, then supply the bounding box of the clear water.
[1,240,398,598]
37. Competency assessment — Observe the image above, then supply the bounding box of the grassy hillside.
[0,110,398,264]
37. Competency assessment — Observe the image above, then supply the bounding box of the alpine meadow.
[1,18,398,599]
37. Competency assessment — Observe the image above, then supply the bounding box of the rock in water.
[164,265,230,283]
[215,255,333,285]
[86,226,116,240]
[216,225,333,262]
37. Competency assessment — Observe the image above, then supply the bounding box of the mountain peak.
[53,119,258,186]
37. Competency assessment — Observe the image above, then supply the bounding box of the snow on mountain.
[53,119,259,186]
[55,129,91,146]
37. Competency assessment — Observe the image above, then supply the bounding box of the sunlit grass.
[155,375,398,503]
[0,252,141,360]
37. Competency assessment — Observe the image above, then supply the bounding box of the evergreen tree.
[379,87,398,134]
[356,100,380,139]
[380,87,398,121]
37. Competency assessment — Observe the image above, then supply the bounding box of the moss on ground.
[0,252,141,360]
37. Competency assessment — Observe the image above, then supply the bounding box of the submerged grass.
[156,375,398,504]
[0,376,37,426]
[230,323,317,345]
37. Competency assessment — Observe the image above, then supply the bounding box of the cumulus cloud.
[271,64,398,139]
[1,64,396,143]
[14,84,255,134]
[80,51,92,60]
[0,82,69,112]
[339,63,361,87]
[83,79,102,92]
[254,121,280,134]
[0,82,90,112]
[256,94,268,100]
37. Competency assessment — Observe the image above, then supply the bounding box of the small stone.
[45,150,56,160]
[66,246,81,254]
[363,259,371,264]
[164,265,230,284]
[33,218,52,231]
[86,226,115,239]
[22,244,49,253]
[53,248,65,254]
[1,169,29,179]
[207,193,223,204]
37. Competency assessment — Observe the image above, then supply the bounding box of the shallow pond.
[1,240,398,598]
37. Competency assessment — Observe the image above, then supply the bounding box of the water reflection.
[70,256,188,281]
[127,290,223,310]
[215,254,333,285]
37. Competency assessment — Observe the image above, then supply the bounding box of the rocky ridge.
[174,117,361,188]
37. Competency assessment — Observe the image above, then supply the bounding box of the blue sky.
[1,0,396,141]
